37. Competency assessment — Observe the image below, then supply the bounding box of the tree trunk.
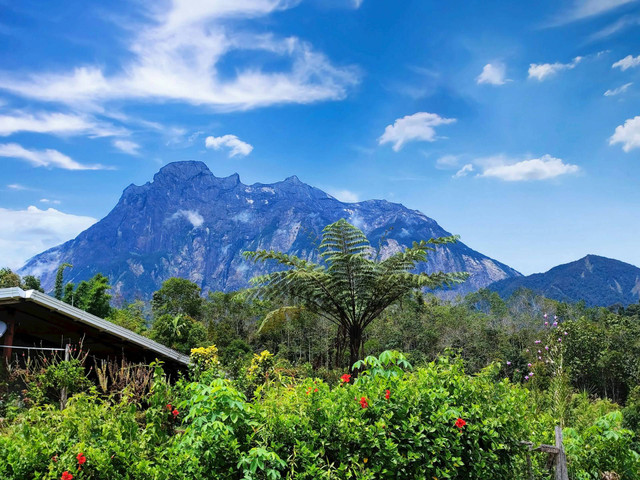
[348,325,363,370]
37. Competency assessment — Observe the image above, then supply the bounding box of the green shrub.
[250,354,530,479]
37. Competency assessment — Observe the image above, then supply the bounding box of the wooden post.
[60,344,70,410]
[520,441,534,480]
[554,426,569,480]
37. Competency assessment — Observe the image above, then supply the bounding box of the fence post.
[554,426,569,480]
[60,344,70,410]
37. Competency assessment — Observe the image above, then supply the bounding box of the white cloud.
[0,111,125,137]
[39,198,61,205]
[112,139,141,155]
[476,63,508,85]
[352,0,364,7]
[0,143,106,170]
[170,209,204,228]
[205,134,253,157]
[328,189,359,202]
[378,112,456,151]
[0,1,358,111]
[551,0,638,25]
[528,57,583,81]
[0,206,96,269]
[479,155,580,181]
[453,164,474,178]
[604,82,632,96]
[612,54,640,70]
[7,183,29,190]
[609,115,640,151]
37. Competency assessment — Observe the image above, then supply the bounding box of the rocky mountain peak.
[19,162,521,301]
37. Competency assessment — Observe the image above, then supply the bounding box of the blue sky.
[0,0,639,275]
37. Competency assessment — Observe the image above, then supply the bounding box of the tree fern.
[243,219,468,367]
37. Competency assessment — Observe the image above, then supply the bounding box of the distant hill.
[19,161,520,301]
[488,255,640,307]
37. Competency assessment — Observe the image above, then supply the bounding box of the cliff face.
[20,161,520,301]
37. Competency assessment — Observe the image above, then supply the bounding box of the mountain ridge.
[488,254,640,307]
[19,161,521,301]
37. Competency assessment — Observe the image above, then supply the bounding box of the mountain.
[488,255,640,307]
[19,161,520,301]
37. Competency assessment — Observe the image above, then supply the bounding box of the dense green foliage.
[61,273,113,318]
[0,267,44,292]
[0,350,638,479]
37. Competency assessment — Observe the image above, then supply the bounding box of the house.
[0,287,189,372]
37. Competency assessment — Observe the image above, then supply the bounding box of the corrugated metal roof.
[0,287,190,365]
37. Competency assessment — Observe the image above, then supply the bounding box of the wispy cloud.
[0,111,126,137]
[327,189,359,202]
[112,139,141,155]
[589,14,640,40]
[549,0,638,26]
[609,115,640,151]
[0,1,359,111]
[169,209,205,228]
[604,82,633,96]
[379,112,456,151]
[205,135,253,157]
[0,206,96,269]
[0,143,106,170]
[612,54,640,70]
[436,154,461,169]
[7,183,29,191]
[39,198,61,205]
[479,155,580,181]
[528,57,583,81]
[453,164,474,178]
[476,63,509,85]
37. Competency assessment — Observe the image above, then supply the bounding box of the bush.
[249,354,530,479]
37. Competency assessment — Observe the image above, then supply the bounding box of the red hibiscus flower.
[341,374,351,383]
[61,472,73,480]
[385,389,390,400]
[166,403,172,410]
[359,396,369,409]
[76,452,87,465]
[455,418,467,430]
[172,409,179,418]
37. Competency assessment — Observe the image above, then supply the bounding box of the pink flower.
[534,340,541,344]
[506,361,511,365]
[524,375,529,380]
[527,363,532,367]
[545,346,549,351]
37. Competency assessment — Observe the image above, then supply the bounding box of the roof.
[0,287,189,366]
